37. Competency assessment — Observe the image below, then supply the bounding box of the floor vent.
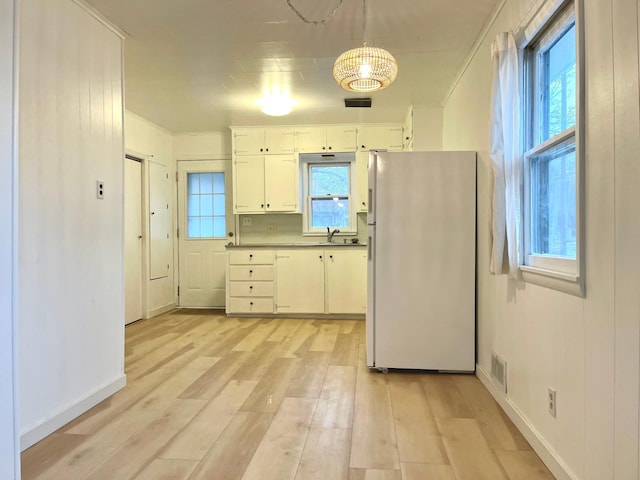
[491,353,507,394]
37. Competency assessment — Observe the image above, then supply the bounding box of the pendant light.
[333,0,398,92]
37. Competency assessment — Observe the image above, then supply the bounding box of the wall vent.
[344,97,372,108]
[491,353,507,394]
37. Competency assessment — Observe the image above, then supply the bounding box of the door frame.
[1,0,19,477]
[124,155,144,324]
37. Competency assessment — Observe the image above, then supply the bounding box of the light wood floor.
[21,310,555,480]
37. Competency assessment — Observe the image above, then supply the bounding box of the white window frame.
[301,154,357,236]
[517,0,584,296]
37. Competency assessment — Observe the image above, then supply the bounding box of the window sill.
[520,265,584,297]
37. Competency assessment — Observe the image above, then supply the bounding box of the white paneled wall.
[18,0,125,449]
[124,111,176,317]
[443,0,640,478]
[0,0,18,476]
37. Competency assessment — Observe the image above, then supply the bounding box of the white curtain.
[489,32,521,277]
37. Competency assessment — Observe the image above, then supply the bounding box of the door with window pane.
[177,160,233,307]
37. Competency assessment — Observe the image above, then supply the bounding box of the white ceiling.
[85,0,500,133]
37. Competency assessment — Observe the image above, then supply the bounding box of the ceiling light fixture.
[257,86,297,116]
[333,0,397,92]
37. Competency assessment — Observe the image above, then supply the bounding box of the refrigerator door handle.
[368,238,372,260]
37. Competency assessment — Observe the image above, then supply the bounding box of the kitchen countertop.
[226,242,366,248]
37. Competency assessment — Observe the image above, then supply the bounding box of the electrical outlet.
[548,387,556,417]
[96,180,104,199]
[242,217,252,227]
[267,224,278,233]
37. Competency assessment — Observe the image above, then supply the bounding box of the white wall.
[442,0,640,478]
[125,111,176,317]
[412,106,444,151]
[17,0,126,449]
[0,0,18,476]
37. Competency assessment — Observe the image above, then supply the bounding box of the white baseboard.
[20,374,126,451]
[147,302,176,319]
[476,365,577,480]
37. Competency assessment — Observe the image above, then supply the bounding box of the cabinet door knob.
[265,148,269,152]
[329,255,333,259]
[361,145,366,149]
[260,148,263,152]
[266,203,270,208]
[319,255,323,259]
[328,146,332,150]
[322,146,326,150]
[261,203,264,208]
[249,269,253,274]
[249,254,253,258]
[250,301,254,306]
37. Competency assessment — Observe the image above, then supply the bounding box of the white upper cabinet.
[356,151,369,213]
[357,125,404,152]
[233,154,298,214]
[295,126,358,153]
[233,155,265,213]
[233,127,295,155]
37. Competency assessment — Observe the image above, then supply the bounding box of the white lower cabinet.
[226,249,275,314]
[326,249,367,314]
[275,249,325,313]
[226,246,367,315]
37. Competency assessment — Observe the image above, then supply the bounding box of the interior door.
[124,157,143,324]
[178,160,234,307]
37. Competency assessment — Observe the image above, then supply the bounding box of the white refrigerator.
[366,151,476,372]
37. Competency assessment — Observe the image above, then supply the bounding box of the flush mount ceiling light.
[333,0,397,92]
[257,86,297,116]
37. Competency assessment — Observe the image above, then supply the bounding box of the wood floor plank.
[389,381,448,464]
[240,357,301,412]
[188,411,273,480]
[178,350,251,400]
[160,380,258,461]
[82,399,205,480]
[330,333,360,366]
[286,351,331,398]
[231,340,283,381]
[280,323,319,358]
[134,459,198,480]
[312,365,356,429]
[421,374,474,418]
[362,469,402,480]
[309,323,340,352]
[452,373,527,451]
[20,433,87,480]
[241,397,317,480]
[266,318,303,342]
[400,463,456,480]
[294,427,351,480]
[232,321,279,351]
[30,409,159,480]
[356,345,387,385]
[494,450,556,480]
[436,417,509,480]
[130,356,220,411]
[350,383,400,470]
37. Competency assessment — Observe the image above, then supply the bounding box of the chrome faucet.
[327,227,340,243]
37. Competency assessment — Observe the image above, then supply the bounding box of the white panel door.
[178,160,234,307]
[124,158,143,324]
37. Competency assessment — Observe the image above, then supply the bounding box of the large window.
[187,172,226,238]
[522,1,581,281]
[302,154,356,235]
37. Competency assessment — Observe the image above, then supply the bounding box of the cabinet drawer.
[229,250,273,265]
[229,281,274,297]
[229,265,274,281]
[228,297,274,314]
